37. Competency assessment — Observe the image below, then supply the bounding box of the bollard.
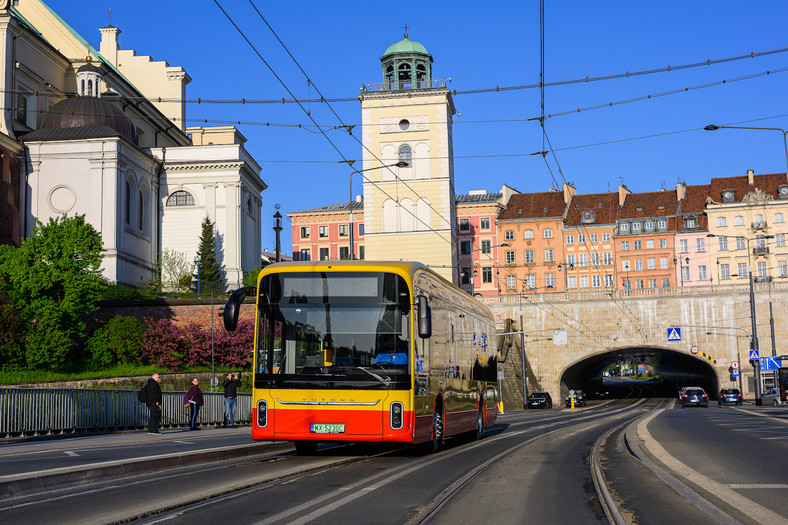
[571,397,575,409]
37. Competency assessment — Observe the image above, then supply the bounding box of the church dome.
[383,37,429,58]
[39,96,137,144]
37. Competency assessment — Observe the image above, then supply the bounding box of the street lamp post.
[194,257,201,299]
[273,208,283,263]
[705,124,788,173]
[708,234,773,405]
[683,324,750,394]
[345,160,409,260]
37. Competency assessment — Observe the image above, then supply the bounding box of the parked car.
[527,392,552,409]
[681,388,708,407]
[718,388,742,405]
[565,390,586,407]
[761,388,783,406]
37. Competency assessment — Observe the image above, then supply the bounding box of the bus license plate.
[311,423,345,434]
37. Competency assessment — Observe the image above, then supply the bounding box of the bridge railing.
[0,388,252,437]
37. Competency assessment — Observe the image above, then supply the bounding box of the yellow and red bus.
[223,261,499,454]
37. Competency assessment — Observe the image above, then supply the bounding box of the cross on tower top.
[107,7,114,26]
[402,23,410,38]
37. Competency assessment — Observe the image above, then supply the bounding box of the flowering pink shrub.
[140,318,254,370]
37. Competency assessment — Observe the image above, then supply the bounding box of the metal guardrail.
[0,388,252,437]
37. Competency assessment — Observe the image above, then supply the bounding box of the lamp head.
[704,124,721,131]
[394,161,409,168]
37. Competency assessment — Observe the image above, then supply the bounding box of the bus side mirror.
[223,286,255,331]
[417,295,431,338]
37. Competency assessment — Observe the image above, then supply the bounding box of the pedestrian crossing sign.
[667,328,681,342]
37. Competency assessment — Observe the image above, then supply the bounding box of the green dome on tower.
[380,32,434,91]
[383,36,429,58]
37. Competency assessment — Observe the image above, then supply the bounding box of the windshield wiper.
[347,366,390,386]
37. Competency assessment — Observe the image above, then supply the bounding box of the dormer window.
[722,189,735,203]
[581,209,595,224]
[779,185,788,200]
[620,223,629,232]
[685,216,697,228]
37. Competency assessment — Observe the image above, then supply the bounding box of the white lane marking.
[761,435,788,440]
[173,440,194,444]
[64,451,78,457]
[728,484,788,489]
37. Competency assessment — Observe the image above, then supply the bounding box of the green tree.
[194,215,223,292]
[0,215,104,370]
[242,265,263,287]
[85,315,145,370]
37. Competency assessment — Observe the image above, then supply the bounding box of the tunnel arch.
[559,346,720,399]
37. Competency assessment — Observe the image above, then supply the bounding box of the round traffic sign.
[731,361,740,370]
[690,345,699,355]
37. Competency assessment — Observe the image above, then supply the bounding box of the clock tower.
[358,32,457,282]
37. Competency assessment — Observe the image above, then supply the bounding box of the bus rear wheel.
[429,409,444,453]
[474,405,485,441]
[294,441,318,455]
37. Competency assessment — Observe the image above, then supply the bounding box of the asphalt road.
[2,397,788,525]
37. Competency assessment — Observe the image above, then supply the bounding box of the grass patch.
[0,364,243,385]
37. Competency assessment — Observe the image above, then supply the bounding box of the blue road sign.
[732,368,740,377]
[749,350,760,360]
[667,328,681,342]
[759,357,782,371]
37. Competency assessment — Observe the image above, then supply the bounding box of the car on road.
[527,392,552,409]
[565,390,586,407]
[718,388,742,405]
[761,388,783,406]
[681,387,708,407]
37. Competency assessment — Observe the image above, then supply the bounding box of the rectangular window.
[657,220,667,229]
[696,238,705,252]
[661,278,670,288]
[634,240,642,250]
[622,280,631,290]
[738,263,747,278]
[546,273,556,288]
[603,252,612,265]
[460,267,471,285]
[591,253,600,266]
[736,236,745,250]
[620,223,629,233]
[649,279,657,288]
[481,240,492,253]
[775,213,784,224]
[717,217,727,227]
[698,265,707,280]
[358,223,364,236]
[359,246,365,259]
[633,223,642,231]
[719,236,728,251]
[567,276,577,289]
[545,248,554,262]
[460,240,471,255]
[758,261,767,278]
[338,224,348,237]
[647,257,656,270]
[720,263,730,280]
[621,241,629,251]
[482,267,492,283]
[339,247,349,260]
[566,234,574,245]
[506,251,516,264]
[480,217,490,230]
[646,221,654,230]
[525,250,535,263]
[300,226,310,239]
[507,275,516,290]
[299,248,311,261]
[660,256,668,269]
[679,239,688,253]
[580,275,589,288]
[590,233,598,242]
[681,266,690,282]
[646,239,654,249]
[526,274,536,289]
[505,230,514,240]
[636,279,644,289]
[622,259,631,271]
[578,253,588,267]
[603,232,611,242]
[604,275,614,287]
[776,234,786,248]
[734,215,744,226]
[578,234,586,243]
[659,238,667,249]
[634,259,643,271]
[592,275,601,288]
[544,228,554,239]
[318,225,329,238]
[319,247,330,260]
[459,218,470,232]
[567,254,576,266]
[779,260,787,278]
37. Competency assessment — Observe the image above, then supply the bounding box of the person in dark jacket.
[186,377,204,430]
[222,373,242,427]
[146,373,163,434]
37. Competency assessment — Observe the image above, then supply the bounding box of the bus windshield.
[255,271,411,389]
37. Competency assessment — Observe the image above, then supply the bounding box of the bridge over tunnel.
[560,347,719,400]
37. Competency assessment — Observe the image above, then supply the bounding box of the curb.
[0,440,293,499]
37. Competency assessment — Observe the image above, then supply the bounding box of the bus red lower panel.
[252,408,414,442]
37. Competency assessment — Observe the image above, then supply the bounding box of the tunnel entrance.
[560,347,720,399]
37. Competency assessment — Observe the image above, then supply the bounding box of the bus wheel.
[474,405,485,441]
[430,409,444,453]
[294,441,318,455]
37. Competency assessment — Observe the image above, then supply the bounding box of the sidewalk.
[0,425,292,498]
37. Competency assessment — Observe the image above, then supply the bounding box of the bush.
[100,284,157,301]
[85,315,146,370]
[243,266,263,287]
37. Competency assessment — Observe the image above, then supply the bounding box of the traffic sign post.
[731,361,740,370]
[667,328,682,342]
[690,345,699,355]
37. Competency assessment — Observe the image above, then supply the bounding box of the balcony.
[753,245,770,256]
[752,221,768,230]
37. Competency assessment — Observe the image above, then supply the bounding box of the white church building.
[0,1,266,290]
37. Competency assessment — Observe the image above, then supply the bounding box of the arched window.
[247,198,253,215]
[138,190,144,230]
[398,144,412,163]
[166,190,195,206]
[87,79,93,97]
[125,181,131,225]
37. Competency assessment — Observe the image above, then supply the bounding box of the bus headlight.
[390,401,403,430]
[257,400,268,427]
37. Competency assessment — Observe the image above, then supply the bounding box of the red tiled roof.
[681,184,710,213]
[498,191,566,220]
[708,173,787,202]
[620,190,678,218]
[564,192,619,226]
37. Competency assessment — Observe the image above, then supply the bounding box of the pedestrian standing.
[186,377,204,430]
[146,373,163,434]
[222,372,242,427]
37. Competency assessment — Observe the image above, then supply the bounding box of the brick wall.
[88,299,256,330]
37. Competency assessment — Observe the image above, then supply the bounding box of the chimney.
[355,194,363,203]
[676,182,686,201]
[99,26,121,67]
[618,184,631,206]
[563,183,576,204]
[747,169,755,185]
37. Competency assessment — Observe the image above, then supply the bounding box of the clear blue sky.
[47,1,788,253]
